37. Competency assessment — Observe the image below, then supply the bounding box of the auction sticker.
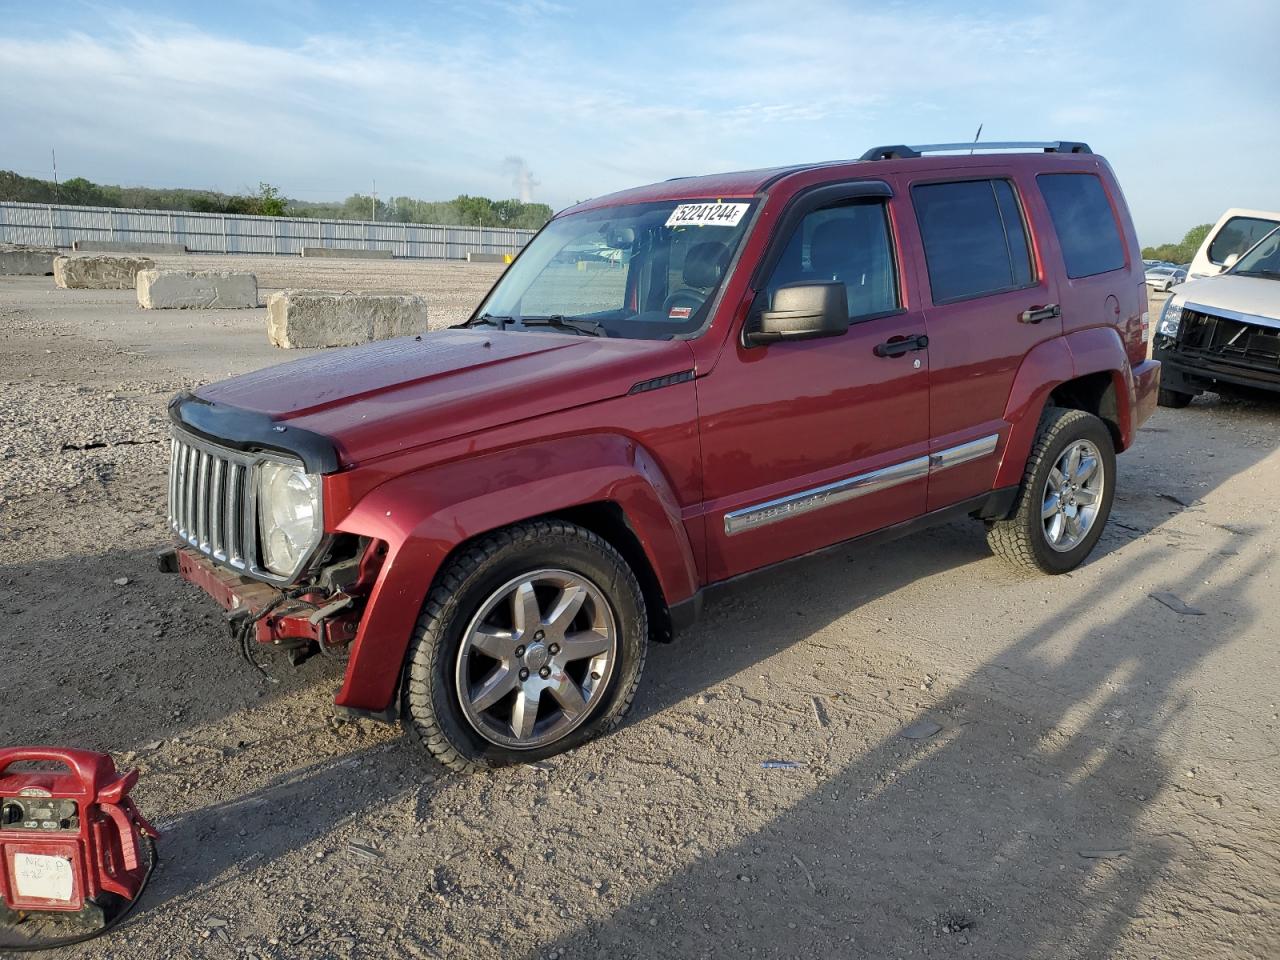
[14,853,75,902]
[665,202,749,228]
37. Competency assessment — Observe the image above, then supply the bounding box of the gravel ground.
[1,266,1278,959]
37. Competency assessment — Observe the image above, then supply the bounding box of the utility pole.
[371,179,377,221]
[51,148,59,202]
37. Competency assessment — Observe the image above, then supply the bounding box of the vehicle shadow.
[527,530,1272,958]
[0,545,352,753]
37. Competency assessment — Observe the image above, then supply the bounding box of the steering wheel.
[661,288,706,319]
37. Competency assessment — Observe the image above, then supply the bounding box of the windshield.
[472,198,756,339]
[1230,225,1280,279]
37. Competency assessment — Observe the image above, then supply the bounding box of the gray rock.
[136,269,257,309]
[266,289,429,348]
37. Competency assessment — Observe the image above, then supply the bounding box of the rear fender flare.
[994,337,1073,488]
[1063,326,1138,450]
[994,328,1136,489]
[331,434,697,712]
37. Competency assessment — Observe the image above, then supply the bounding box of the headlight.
[1157,298,1183,338]
[257,461,322,576]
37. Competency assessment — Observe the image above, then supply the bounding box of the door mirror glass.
[748,282,849,345]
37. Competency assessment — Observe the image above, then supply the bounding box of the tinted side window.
[912,180,1034,303]
[1036,173,1126,279]
[1208,216,1280,264]
[764,201,899,319]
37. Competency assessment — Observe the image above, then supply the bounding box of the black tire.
[1158,387,1194,409]
[404,519,648,772]
[987,407,1116,575]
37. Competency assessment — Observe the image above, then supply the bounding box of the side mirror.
[1222,253,1240,269]
[746,282,848,346]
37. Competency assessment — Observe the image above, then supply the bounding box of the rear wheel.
[987,408,1116,575]
[404,520,647,772]
[1158,387,1194,409]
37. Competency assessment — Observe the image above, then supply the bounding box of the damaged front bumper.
[160,544,360,653]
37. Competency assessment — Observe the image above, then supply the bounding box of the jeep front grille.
[168,432,255,572]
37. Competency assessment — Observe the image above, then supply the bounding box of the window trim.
[910,177,1040,307]
[744,180,905,343]
[1035,171,1128,281]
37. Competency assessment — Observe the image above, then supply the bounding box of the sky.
[1,0,1276,245]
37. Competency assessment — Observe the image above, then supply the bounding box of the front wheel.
[987,408,1116,575]
[404,520,648,772]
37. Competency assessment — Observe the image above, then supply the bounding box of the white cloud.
[0,0,1275,239]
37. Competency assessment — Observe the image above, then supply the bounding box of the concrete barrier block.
[73,240,188,255]
[301,246,393,260]
[466,252,512,264]
[136,269,258,309]
[266,290,429,349]
[0,244,57,276]
[53,255,156,290]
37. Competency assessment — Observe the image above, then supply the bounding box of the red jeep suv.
[162,140,1160,770]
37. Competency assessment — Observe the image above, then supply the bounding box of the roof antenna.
[969,124,983,155]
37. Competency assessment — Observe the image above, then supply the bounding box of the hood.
[196,329,695,465]
[1177,274,1280,326]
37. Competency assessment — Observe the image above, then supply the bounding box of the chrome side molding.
[724,433,1000,536]
[928,433,999,470]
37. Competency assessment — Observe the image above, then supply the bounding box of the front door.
[696,189,931,582]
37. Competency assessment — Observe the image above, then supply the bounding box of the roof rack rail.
[859,141,1092,161]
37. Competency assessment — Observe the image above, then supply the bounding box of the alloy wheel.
[1041,439,1105,552]
[455,569,617,749]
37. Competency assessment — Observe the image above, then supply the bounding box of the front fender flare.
[331,434,698,712]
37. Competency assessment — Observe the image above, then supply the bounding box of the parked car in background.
[1156,225,1280,407]
[1187,208,1280,281]
[1145,265,1187,292]
[159,140,1159,769]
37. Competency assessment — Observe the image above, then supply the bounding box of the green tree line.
[0,170,552,228]
[1142,224,1211,264]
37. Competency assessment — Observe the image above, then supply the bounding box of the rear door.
[902,173,1062,512]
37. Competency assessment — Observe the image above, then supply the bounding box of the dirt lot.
[1,261,1277,959]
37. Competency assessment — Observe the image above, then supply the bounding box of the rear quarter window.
[1208,216,1280,264]
[1036,173,1126,279]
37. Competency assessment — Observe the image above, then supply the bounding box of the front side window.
[1209,216,1280,265]
[912,179,1035,303]
[474,198,756,339]
[1036,173,1126,279]
[762,201,899,319]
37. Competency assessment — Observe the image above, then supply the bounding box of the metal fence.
[0,201,537,260]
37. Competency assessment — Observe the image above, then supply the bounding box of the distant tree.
[1142,223,1213,263]
[0,168,554,228]
[254,182,287,217]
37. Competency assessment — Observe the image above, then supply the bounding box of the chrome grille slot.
[168,431,255,572]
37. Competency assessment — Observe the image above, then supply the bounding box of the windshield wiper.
[458,313,511,330]
[1235,269,1280,280]
[519,315,609,337]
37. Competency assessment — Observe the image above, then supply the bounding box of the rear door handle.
[874,334,929,358]
[1019,304,1061,324]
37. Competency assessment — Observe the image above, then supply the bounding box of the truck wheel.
[404,520,647,772]
[986,408,1116,575]
[1157,387,1194,409]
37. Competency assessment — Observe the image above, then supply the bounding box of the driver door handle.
[873,334,929,358]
